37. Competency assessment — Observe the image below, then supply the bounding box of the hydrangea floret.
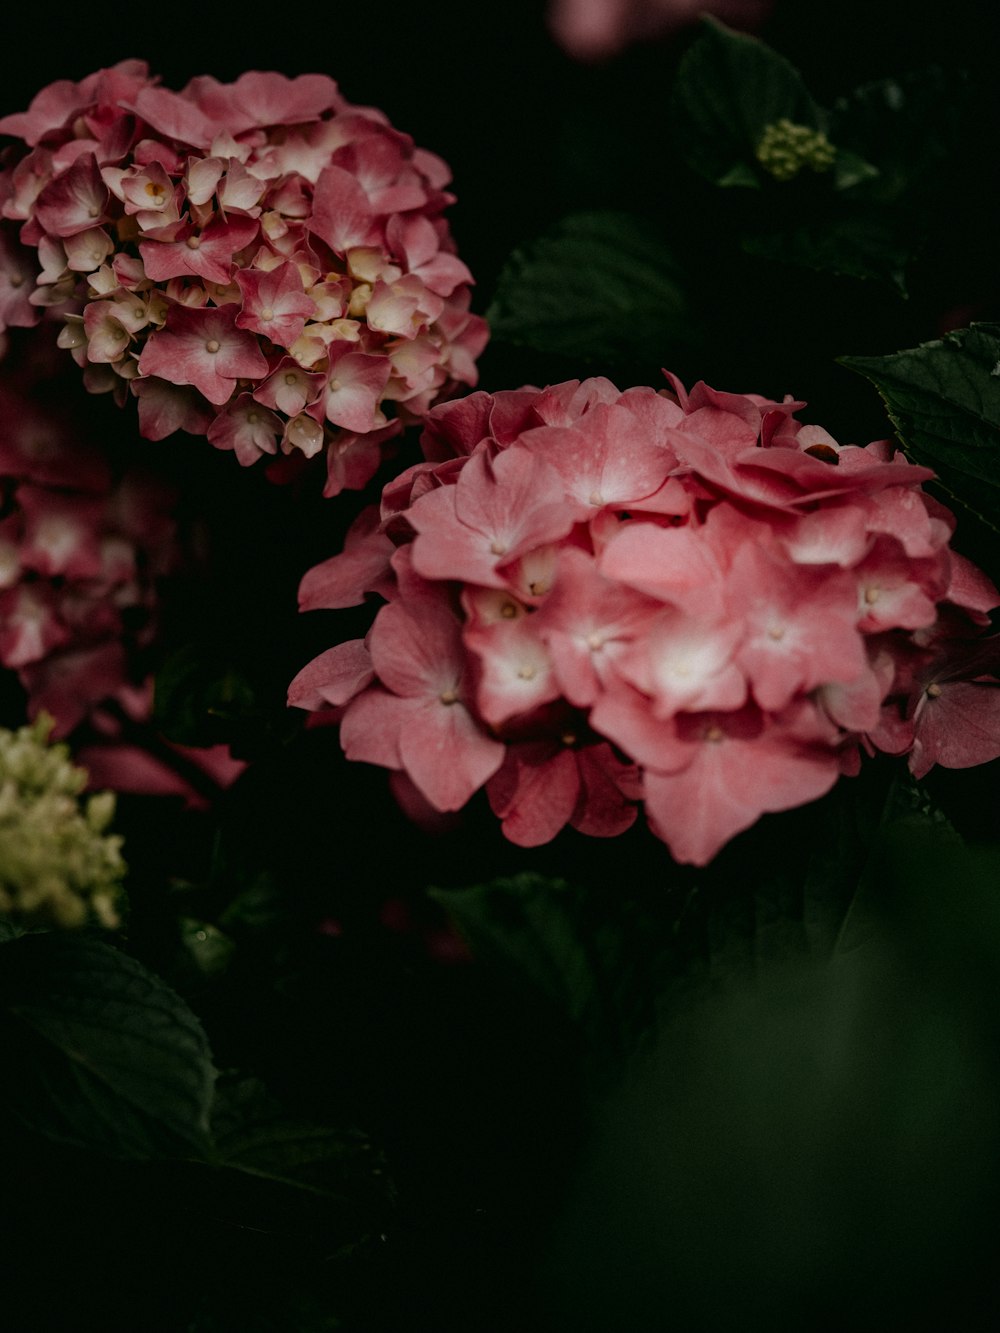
[0,714,124,928]
[290,373,1000,865]
[0,62,487,496]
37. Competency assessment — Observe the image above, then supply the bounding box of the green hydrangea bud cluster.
[755,119,836,182]
[0,716,125,929]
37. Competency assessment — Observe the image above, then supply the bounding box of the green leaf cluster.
[0,928,390,1203]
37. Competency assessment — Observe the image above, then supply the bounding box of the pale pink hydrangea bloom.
[0,366,241,804]
[548,0,773,60]
[290,373,1000,866]
[0,62,487,497]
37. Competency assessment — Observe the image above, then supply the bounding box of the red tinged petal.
[910,682,1000,779]
[207,394,282,465]
[599,521,728,621]
[139,214,260,287]
[235,262,315,345]
[340,686,503,811]
[288,640,373,710]
[314,346,391,433]
[129,86,218,148]
[132,377,213,439]
[184,71,342,134]
[572,743,639,838]
[138,305,267,405]
[396,695,504,811]
[308,164,379,254]
[368,596,466,700]
[487,744,581,847]
[297,506,394,610]
[643,709,840,866]
[34,154,109,237]
[410,448,577,588]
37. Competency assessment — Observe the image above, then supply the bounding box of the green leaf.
[670,17,822,187]
[429,769,911,1079]
[831,148,881,192]
[840,323,1000,534]
[0,932,216,1158]
[550,831,1000,1331]
[210,1074,388,1203]
[486,211,697,364]
[432,872,685,1070]
[179,1073,396,1252]
[742,208,909,292]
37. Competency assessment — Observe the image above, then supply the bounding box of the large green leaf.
[431,873,672,1064]
[742,208,909,292]
[486,211,696,364]
[545,814,1000,1330]
[165,1073,397,1251]
[210,1073,390,1204]
[0,932,216,1158]
[430,771,896,1077]
[841,323,1000,533]
[670,17,823,188]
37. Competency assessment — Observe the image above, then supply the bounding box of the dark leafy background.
[3,1,1000,1329]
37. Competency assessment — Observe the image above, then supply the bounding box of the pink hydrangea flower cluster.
[0,62,487,496]
[289,374,1000,865]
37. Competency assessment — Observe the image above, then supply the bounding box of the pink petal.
[298,506,394,610]
[487,745,580,847]
[288,640,373,710]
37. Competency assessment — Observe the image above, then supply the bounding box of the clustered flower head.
[0,714,125,928]
[755,119,836,182]
[0,371,177,739]
[0,62,487,496]
[290,374,1000,865]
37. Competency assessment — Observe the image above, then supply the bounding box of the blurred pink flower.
[549,0,773,60]
[0,350,242,805]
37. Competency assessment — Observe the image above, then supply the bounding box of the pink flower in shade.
[0,350,244,806]
[0,63,486,493]
[339,595,505,811]
[291,374,1000,866]
[548,0,773,61]
[206,393,282,465]
[487,737,640,847]
[869,621,1000,781]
